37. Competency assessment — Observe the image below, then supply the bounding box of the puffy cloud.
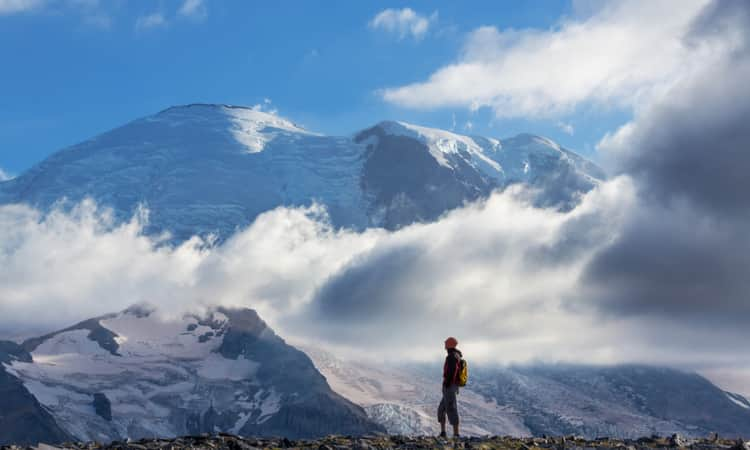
[0,0,43,15]
[178,0,206,20]
[380,0,729,118]
[0,200,380,338]
[135,12,166,31]
[0,0,111,28]
[585,0,750,330]
[557,121,574,136]
[0,181,747,391]
[369,8,436,41]
[250,98,278,115]
[294,179,637,364]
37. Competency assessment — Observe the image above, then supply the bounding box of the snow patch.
[378,121,502,173]
[727,392,750,409]
[225,107,314,153]
[256,388,282,423]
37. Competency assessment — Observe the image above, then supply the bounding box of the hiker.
[438,336,464,438]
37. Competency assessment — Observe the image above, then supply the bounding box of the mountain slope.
[2,306,383,443]
[0,341,72,446]
[0,104,604,242]
[305,349,750,439]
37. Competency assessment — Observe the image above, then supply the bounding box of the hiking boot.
[438,431,447,438]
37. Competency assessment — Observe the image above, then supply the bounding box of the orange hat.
[444,337,458,349]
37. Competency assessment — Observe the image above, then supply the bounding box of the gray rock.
[92,393,112,422]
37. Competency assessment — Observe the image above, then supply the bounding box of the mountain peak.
[154,103,311,153]
[0,107,604,241]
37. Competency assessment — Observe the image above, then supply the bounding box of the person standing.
[438,336,462,438]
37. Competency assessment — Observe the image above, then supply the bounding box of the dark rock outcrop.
[21,315,120,356]
[0,341,71,445]
[92,393,112,421]
[355,125,492,229]
[217,308,385,439]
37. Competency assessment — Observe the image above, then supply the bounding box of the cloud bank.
[0,180,634,364]
[588,0,750,328]
[380,0,728,118]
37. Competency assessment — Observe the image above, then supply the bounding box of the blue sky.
[1,0,639,174]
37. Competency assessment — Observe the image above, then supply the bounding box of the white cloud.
[250,98,278,115]
[380,0,728,118]
[0,182,722,365]
[557,121,574,135]
[0,0,43,15]
[135,12,166,31]
[0,200,378,337]
[0,167,13,181]
[0,0,111,28]
[369,8,436,41]
[1,176,748,388]
[178,0,206,20]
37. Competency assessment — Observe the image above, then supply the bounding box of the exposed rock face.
[2,306,384,444]
[92,393,112,422]
[21,316,120,356]
[0,341,71,446]
[354,122,604,229]
[356,125,492,229]
[216,308,383,439]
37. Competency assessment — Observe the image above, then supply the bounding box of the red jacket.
[443,348,462,388]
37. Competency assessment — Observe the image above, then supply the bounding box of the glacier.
[0,104,605,242]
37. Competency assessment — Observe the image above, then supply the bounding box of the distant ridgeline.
[0,104,605,242]
[1,305,750,444]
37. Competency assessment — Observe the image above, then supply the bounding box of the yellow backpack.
[458,359,469,387]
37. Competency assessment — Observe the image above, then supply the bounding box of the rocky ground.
[2,434,749,450]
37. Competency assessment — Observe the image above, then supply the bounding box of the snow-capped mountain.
[0,306,383,445]
[306,348,750,439]
[0,104,604,241]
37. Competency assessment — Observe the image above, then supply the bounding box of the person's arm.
[443,354,457,387]
[442,357,448,387]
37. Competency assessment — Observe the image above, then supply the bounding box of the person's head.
[444,336,458,350]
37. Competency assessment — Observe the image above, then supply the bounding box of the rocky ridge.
[0,306,382,444]
[2,433,749,450]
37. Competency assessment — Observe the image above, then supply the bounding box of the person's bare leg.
[439,420,446,437]
[453,423,459,437]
